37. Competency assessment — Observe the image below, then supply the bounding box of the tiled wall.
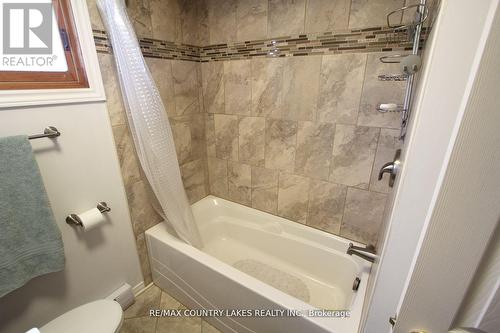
[87,0,208,284]
[203,52,404,246]
[197,0,437,246]
[203,0,409,43]
[87,0,435,282]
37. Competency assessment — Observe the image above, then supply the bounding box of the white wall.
[362,0,499,331]
[0,102,143,333]
[454,224,500,332]
[0,2,144,332]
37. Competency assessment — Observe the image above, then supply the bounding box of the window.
[0,0,88,90]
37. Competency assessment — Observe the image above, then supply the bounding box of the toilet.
[39,300,123,333]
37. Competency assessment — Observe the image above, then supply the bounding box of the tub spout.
[347,243,377,263]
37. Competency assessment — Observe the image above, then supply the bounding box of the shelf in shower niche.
[378,74,408,81]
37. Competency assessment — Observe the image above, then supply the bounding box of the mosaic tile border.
[93,26,428,62]
[93,29,200,62]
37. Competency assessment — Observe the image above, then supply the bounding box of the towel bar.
[28,127,60,140]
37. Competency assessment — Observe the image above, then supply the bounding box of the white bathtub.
[146,196,371,333]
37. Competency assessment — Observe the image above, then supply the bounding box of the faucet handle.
[378,149,402,187]
[378,162,396,180]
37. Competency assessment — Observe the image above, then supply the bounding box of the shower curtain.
[97,0,202,248]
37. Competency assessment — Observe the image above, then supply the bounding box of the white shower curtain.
[97,0,202,248]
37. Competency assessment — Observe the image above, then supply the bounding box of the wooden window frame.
[0,0,88,90]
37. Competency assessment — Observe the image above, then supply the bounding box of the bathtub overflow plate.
[352,277,361,291]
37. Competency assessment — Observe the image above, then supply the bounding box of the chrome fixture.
[347,243,377,263]
[378,74,408,82]
[28,126,60,140]
[378,149,401,187]
[386,3,429,30]
[66,202,111,227]
[379,0,429,139]
[400,54,422,75]
[377,103,406,113]
[267,40,281,57]
[352,277,361,291]
[379,54,406,63]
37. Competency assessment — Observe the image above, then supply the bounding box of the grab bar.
[28,126,60,140]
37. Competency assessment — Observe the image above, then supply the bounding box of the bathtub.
[146,196,371,333]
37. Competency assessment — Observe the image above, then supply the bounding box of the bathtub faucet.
[347,243,377,263]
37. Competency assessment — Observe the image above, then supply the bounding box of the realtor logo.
[2,2,53,54]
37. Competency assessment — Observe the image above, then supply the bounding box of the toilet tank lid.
[40,300,123,333]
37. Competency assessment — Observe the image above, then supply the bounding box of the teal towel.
[0,135,64,297]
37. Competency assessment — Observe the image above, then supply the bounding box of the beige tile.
[146,58,176,117]
[358,53,406,128]
[86,0,104,30]
[169,114,207,166]
[196,0,210,46]
[124,285,162,319]
[202,320,223,333]
[349,0,405,29]
[150,0,182,42]
[265,119,297,172]
[190,114,207,161]
[98,53,127,127]
[156,316,201,333]
[170,116,192,165]
[228,162,252,206]
[135,233,153,286]
[239,116,265,166]
[369,128,402,193]
[172,61,201,115]
[277,172,310,223]
[126,180,164,235]
[357,53,407,128]
[208,0,237,44]
[214,114,238,160]
[112,124,141,186]
[120,316,157,333]
[207,157,228,198]
[251,57,285,118]
[251,167,279,214]
[341,188,387,245]
[201,62,225,114]
[180,159,208,204]
[160,290,182,309]
[205,114,216,157]
[317,53,366,125]
[282,56,321,121]
[295,121,335,180]
[307,180,346,234]
[305,0,349,32]
[236,0,268,41]
[268,0,306,37]
[224,60,251,115]
[180,0,208,45]
[330,125,379,189]
[126,0,153,38]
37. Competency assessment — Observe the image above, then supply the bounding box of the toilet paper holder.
[66,202,111,227]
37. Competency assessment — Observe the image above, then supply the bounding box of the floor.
[120,284,222,333]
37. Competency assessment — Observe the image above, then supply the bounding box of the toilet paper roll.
[77,208,106,231]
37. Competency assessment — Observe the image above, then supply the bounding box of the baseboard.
[132,281,148,296]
